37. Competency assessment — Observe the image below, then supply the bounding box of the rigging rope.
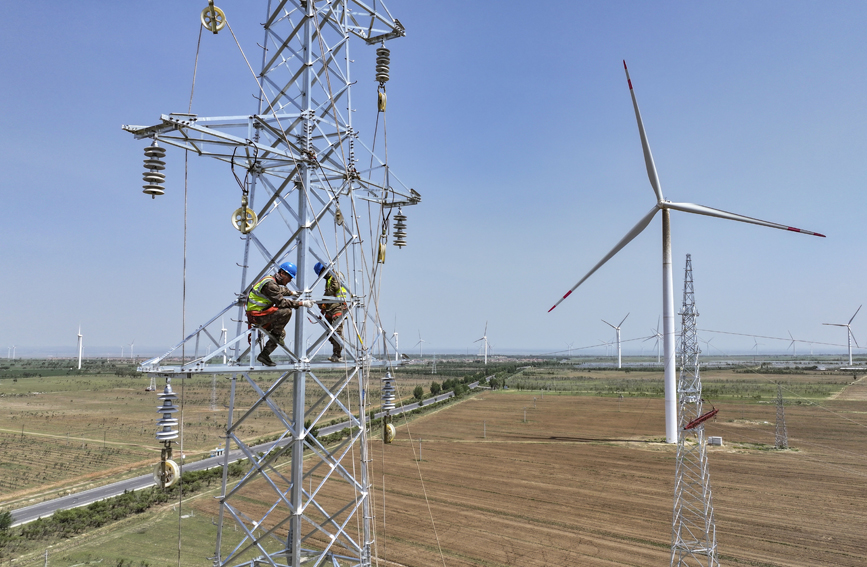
[176,21,203,567]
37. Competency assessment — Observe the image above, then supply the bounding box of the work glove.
[301,300,315,308]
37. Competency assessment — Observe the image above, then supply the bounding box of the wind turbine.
[77,326,83,370]
[823,305,861,366]
[220,317,228,364]
[548,61,825,443]
[474,322,490,365]
[598,338,613,358]
[644,317,662,363]
[602,313,629,369]
[752,338,763,364]
[414,331,425,359]
[787,331,797,358]
[392,315,399,362]
[129,339,135,361]
[566,341,574,358]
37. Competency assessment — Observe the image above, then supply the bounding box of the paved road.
[10,379,487,526]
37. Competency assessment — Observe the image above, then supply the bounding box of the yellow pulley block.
[232,207,258,233]
[377,91,387,112]
[384,423,396,444]
[201,3,226,34]
[153,459,181,488]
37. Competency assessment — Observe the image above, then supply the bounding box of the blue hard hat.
[279,262,297,278]
[314,262,325,276]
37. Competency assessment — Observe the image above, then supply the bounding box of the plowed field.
[187,390,866,567]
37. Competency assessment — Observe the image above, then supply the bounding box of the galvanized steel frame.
[671,254,719,567]
[123,2,414,566]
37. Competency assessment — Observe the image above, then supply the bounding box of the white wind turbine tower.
[77,326,83,370]
[392,315,399,362]
[414,330,425,359]
[120,346,124,359]
[787,331,798,358]
[548,61,825,443]
[129,340,135,361]
[823,305,861,366]
[602,314,629,369]
[219,318,228,365]
[474,322,490,365]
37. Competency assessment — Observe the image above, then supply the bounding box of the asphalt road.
[10,380,485,526]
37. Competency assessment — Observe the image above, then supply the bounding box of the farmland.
[1,360,866,566]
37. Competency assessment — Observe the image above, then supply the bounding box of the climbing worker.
[246,262,312,366]
[314,262,349,362]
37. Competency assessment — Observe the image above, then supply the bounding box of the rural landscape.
[1,357,865,566]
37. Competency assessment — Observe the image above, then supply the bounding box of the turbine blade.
[823,323,847,327]
[851,329,860,349]
[602,319,616,329]
[623,61,664,203]
[665,201,826,237]
[619,313,630,327]
[549,205,659,312]
[849,305,862,325]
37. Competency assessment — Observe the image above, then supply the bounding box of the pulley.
[375,47,390,84]
[156,381,179,442]
[232,206,258,234]
[377,90,387,113]
[378,230,387,264]
[384,423,396,444]
[142,143,166,198]
[153,459,180,488]
[201,1,225,34]
[393,209,407,248]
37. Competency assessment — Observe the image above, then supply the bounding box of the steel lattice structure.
[123,2,418,566]
[671,254,719,567]
[775,383,788,450]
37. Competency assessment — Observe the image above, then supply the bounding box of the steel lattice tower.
[123,3,417,566]
[671,254,719,567]
[775,383,788,450]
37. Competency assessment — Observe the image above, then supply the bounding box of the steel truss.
[775,383,788,450]
[123,2,417,566]
[671,254,719,567]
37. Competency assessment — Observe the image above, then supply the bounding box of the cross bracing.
[671,254,719,567]
[123,2,417,566]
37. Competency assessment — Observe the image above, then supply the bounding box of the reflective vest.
[326,275,349,303]
[246,275,276,312]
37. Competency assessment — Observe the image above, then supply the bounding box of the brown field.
[0,366,450,507]
[179,387,867,567]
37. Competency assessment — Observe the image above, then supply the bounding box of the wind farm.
[0,2,865,567]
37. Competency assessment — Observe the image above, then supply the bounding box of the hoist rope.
[176,22,203,567]
[392,382,449,567]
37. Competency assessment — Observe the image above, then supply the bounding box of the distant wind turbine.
[392,315,399,363]
[602,313,629,369]
[474,322,490,365]
[823,305,861,366]
[414,331,425,359]
[130,339,135,361]
[598,338,613,358]
[787,331,797,358]
[643,316,662,363]
[753,338,763,363]
[77,326,83,370]
[220,317,228,364]
[548,61,825,443]
[566,341,574,358]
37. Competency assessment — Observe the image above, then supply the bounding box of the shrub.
[413,385,424,400]
[430,382,441,396]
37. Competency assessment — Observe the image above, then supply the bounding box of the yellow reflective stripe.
[246,276,275,312]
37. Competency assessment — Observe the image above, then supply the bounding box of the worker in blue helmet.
[246,261,312,366]
[314,262,349,362]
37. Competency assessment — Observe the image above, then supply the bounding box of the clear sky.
[0,1,864,358]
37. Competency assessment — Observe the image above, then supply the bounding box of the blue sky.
[0,1,864,357]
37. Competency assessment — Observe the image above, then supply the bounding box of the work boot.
[329,355,343,363]
[257,352,277,367]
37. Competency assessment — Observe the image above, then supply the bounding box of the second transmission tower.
[671,254,719,567]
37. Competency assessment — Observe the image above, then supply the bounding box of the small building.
[707,436,723,446]
[209,445,225,458]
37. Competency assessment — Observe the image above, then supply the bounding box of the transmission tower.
[775,383,788,449]
[123,2,417,566]
[671,254,719,567]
